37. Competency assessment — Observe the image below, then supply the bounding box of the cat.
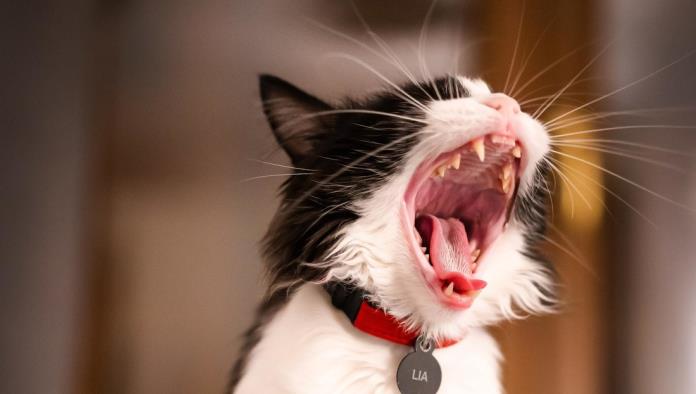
[227,73,556,394]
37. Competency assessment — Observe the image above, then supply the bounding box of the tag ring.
[416,335,433,353]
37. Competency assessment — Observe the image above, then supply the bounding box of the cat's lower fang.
[415,228,422,244]
[443,281,454,296]
[442,281,481,298]
[472,249,481,262]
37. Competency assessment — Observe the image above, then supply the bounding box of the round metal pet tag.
[396,335,442,394]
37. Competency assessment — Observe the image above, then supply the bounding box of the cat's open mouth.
[403,133,523,309]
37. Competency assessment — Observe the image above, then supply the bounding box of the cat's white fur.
[236,284,503,394]
[236,77,554,393]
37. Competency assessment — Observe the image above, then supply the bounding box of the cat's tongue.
[416,214,487,291]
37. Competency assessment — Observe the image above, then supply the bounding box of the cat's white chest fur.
[235,284,503,394]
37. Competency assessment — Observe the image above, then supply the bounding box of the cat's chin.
[405,225,556,338]
[401,132,527,311]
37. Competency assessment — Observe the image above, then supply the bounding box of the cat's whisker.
[554,140,681,160]
[543,158,579,216]
[324,53,434,116]
[545,48,696,125]
[539,232,596,277]
[551,138,696,157]
[275,109,429,134]
[544,110,647,131]
[284,131,424,213]
[503,3,525,95]
[551,142,688,173]
[515,77,599,104]
[446,74,466,101]
[348,3,440,103]
[508,18,556,98]
[546,150,632,230]
[533,41,614,120]
[549,124,696,138]
[550,156,657,228]
[308,19,431,101]
[512,44,592,101]
[545,156,611,218]
[545,164,557,219]
[543,157,584,217]
[370,32,436,100]
[445,17,464,100]
[447,73,455,100]
[543,106,696,130]
[550,149,696,213]
[548,222,595,260]
[248,159,317,173]
[526,102,587,113]
[546,105,696,131]
[542,157,575,216]
[239,172,314,183]
[519,92,591,107]
[303,200,354,237]
[418,0,443,101]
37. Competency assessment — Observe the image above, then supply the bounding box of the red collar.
[326,283,460,348]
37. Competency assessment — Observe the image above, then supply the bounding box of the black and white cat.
[228,74,556,394]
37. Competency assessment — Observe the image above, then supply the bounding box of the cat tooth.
[512,145,522,158]
[433,164,447,178]
[471,138,485,162]
[421,246,427,253]
[415,229,422,244]
[443,281,455,296]
[471,262,478,272]
[472,248,481,262]
[501,176,512,193]
[501,163,513,181]
[498,164,514,192]
[469,290,481,298]
[450,153,461,170]
[425,253,430,260]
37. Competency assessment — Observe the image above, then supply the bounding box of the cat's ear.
[259,74,334,164]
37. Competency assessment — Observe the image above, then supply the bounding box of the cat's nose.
[481,94,520,117]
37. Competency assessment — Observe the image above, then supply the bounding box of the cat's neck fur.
[234,284,503,394]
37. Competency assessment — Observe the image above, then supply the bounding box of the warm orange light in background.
[552,113,606,230]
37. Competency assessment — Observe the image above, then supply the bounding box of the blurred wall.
[1,2,90,394]
[606,0,696,393]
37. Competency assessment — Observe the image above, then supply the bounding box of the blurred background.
[2,0,696,393]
